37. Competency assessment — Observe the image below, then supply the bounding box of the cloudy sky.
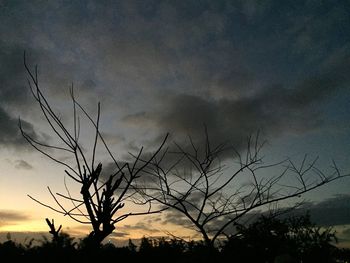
[0,0,350,246]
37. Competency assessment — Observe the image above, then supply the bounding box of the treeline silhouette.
[1,214,350,263]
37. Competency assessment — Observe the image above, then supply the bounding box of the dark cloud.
[121,221,160,233]
[161,194,350,236]
[14,159,33,170]
[290,194,350,227]
[0,106,40,149]
[0,40,42,149]
[0,40,48,150]
[123,51,350,155]
[0,1,349,157]
[163,210,192,228]
[162,208,260,238]
[0,210,30,227]
[100,161,120,179]
[0,43,31,108]
[114,0,350,153]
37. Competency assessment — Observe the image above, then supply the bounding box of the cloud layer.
[293,195,350,227]
[0,1,349,153]
[0,210,30,227]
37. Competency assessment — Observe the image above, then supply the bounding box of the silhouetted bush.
[0,240,26,261]
[222,213,339,263]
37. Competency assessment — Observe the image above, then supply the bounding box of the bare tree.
[19,54,168,247]
[137,129,349,247]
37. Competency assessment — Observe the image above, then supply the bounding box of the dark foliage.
[222,213,340,263]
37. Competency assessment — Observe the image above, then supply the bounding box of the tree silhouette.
[19,54,168,247]
[222,213,338,262]
[137,129,349,247]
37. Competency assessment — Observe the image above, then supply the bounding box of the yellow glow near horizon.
[0,220,47,232]
[0,217,194,243]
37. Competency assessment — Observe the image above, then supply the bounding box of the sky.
[0,0,350,247]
